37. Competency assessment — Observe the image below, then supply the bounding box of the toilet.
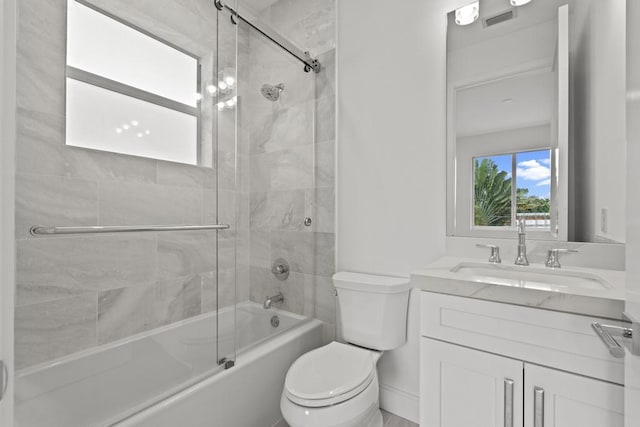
[280,272,411,427]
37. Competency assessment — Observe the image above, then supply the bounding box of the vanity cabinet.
[420,292,625,427]
[422,339,524,427]
[523,364,623,427]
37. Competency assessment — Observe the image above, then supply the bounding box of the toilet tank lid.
[332,272,411,294]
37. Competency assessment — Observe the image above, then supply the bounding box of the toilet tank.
[333,272,411,351]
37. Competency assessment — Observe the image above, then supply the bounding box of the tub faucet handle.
[271,258,290,281]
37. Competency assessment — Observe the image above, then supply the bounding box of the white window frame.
[65,0,202,164]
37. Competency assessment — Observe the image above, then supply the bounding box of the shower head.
[261,83,285,101]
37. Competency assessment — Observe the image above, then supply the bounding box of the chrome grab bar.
[591,322,632,358]
[29,224,231,236]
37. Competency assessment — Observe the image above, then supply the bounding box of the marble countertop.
[412,257,626,321]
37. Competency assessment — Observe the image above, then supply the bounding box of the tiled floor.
[274,410,418,427]
[381,409,419,427]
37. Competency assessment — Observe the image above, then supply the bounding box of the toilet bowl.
[280,342,383,427]
[280,272,411,427]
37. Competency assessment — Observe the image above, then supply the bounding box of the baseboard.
[379,383,420,424]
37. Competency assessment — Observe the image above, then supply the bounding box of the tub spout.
[263,292,284,309]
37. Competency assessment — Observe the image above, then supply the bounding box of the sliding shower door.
[12,1,237,425]
[214,0,240,367]
[230,0,334,351]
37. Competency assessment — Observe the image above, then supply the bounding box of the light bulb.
[219,81,228,91]
[455,1,479,26]
[131,120,139,126]
[122,124,130,130]
[145,130,150,135]
[225,99,235,107]
[225,76,236,87]
[510,0,532,6]
[115,128,122,134]
[136,132,143,138]
[207,85,217,94]
[217,102,225,111]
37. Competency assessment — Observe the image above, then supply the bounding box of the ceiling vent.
[483,9,517,27]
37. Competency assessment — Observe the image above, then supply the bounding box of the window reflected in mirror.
[473,149,551,230]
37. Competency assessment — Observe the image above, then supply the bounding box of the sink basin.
[450,262,610,291]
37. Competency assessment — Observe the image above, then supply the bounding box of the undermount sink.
[450,262,610,291]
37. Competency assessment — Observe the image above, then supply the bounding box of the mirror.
[446,0,626,243]
[64,0,235,168]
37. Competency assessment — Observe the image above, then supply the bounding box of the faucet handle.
[546,248,578,268]
[476,244,501,264]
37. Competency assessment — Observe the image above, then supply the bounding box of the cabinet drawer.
[421,292,625,384]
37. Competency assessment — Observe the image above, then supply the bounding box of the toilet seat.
[284,342,376,407]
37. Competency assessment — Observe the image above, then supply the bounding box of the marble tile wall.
[238,0,337,341]
[14,0,243,370]
[15,0,335,370]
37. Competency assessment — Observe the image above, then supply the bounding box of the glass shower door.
[11,1,237,425]
[214,0,239,368]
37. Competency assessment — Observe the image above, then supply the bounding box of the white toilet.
[280,272,411,427]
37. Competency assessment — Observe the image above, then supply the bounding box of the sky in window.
[487,149,551,198]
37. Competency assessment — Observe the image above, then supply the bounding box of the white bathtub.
[15,302,323,427]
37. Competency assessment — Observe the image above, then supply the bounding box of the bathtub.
[15,301,323,427]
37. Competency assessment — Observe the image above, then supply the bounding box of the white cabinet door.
[421,338,524,427]
[524,364,624,427]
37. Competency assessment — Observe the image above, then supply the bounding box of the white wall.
[337,0,470,421]
[625,1,640,426]
[572,0,626,243]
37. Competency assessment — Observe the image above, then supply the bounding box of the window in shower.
[65,0,201,165]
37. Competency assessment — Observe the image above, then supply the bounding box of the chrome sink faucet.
[514,218,529,266]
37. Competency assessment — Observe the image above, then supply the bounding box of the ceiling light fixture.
[455,1,480,26]
[510,0,532,6]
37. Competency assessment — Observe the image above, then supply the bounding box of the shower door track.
[214,0,321,74]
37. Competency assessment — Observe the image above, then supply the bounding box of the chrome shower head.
[261,83,284,101]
